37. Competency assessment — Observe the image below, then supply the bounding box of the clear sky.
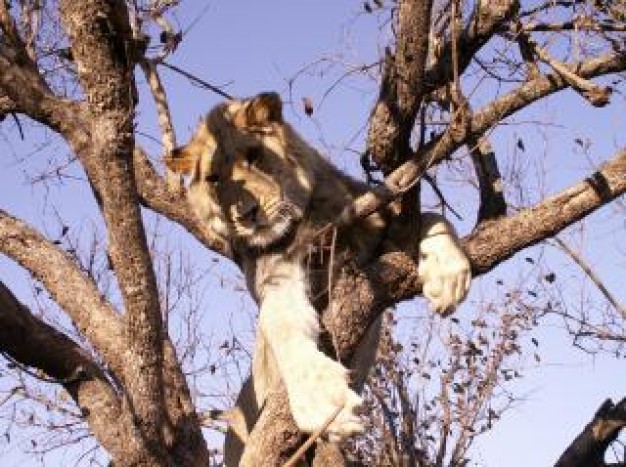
[1,1,625,466]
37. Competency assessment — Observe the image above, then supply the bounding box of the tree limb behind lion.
[164,92,471,466]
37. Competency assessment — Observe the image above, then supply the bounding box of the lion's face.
[166,93,315,250]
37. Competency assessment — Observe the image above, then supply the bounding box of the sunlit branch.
[0,282,148,465]
[0,210,125,374]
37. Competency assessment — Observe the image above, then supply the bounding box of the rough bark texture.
[1,1,209,464]
[0,1,625,465]
[0,210,125,372]
[59,0,167,459]
[0,282,149,466]
[367,0,433,171]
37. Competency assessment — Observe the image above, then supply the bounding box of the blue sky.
[1,1,625,465]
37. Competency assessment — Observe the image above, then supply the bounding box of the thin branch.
[338,53,626,228]
[159,61,234,99]
[462,149,626,276]
[531,43,612,107]
[282,403,344,467]
[423,0,519,96]
[522,20,626,33]
[550,237,626,319]
[139,59,182,189]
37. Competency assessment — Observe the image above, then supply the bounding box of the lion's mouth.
[238,202,301,251]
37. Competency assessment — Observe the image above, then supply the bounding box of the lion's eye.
[245,147,263,167]
[205,173,220,184]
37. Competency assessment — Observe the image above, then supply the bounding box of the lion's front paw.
[419,237,471,316]
[285,348,364,442]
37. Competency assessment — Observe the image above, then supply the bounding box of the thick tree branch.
[0,282,150,466]
[59,0,167,454]
[0,210,124,374]
[555,398,626,467]
[367,0,433,170]
[357,148,626,321]
[340,52,626,227]
[0,45,82,135]
[462,150,626,276]
[1,4,210,460]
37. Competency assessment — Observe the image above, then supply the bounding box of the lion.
[165,92,471,465]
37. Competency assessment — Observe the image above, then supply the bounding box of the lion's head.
[165,93,317,250]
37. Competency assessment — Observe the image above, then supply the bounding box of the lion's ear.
[245,92,283,126]
[164,147,196,175]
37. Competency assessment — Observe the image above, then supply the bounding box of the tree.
[0,0,624,466]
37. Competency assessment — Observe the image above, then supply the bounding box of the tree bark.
[59,0,167,457]
[0,282,148,466]
[555,398,626,467]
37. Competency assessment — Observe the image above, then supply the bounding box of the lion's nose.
[239,203,260,223]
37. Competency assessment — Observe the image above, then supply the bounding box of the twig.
[423,173,463,220]
[11,113,24,140]
[139,58,181,189]
[0,350,87,385]
[282,403,344,467]
[160,61,233,99]
[550,237,626,319]
[450,0,462,111]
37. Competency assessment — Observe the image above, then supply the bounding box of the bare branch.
[0,209,124,375]
[0,282,149,465]
[159,61,234,100]
[367,0,434,170]
[550,237,626,319]
[423,0,519,95]
[463,149,626,277]
[531,43,612,107]
[59,0,167,454]
[339,52,626,228]
[139,59,181,189]
[522,20,626,33]
[555,398,626,467]
[468,135,506,223]
[0,41,80,134]
[325,148,626,362]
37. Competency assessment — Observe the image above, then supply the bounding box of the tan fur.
[166,92,471,466]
